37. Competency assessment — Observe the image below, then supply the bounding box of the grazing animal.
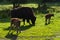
[9,18,21,34]
[10,7,36,25]
[45,13,54,25]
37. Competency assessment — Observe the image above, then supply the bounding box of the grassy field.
[0,3,60,40]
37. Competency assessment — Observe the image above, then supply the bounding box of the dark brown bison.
[45,13,54,25]
[10,7,36,25]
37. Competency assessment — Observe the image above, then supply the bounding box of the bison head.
[31,16,36,25]
[51,14,54,17]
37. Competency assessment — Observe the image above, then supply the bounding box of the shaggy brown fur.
[45,13,54,25]
[9,18,21,34]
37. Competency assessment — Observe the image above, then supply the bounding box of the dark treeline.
[0,0,60,18]
[0,0,60,3]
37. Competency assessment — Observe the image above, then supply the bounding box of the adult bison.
[10,7,36,25]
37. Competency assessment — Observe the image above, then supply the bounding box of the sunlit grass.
[0,3,60,40]
[0,13,60,40]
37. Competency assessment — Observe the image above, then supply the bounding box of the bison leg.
[48,18,50,24]
[31,16,36,25]
[45,18,47,25]
[14,21,20,34]
[16,22,19,34]
[23,18,25,25]
[26,19,31,25]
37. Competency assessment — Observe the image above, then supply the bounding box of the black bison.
[10,7,36,25]
[45,13,54,25]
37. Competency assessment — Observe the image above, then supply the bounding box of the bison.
[45,13,54,25]
[10,18,20,27]
[10,7,36,25]
[9,18,21,34]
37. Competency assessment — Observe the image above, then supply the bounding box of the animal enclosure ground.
[0,3,60,40]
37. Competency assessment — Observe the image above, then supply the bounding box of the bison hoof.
[32,24,35,26]
[45,23,47,25]
[48,22,50,24]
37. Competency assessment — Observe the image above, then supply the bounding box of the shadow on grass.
[4,24,33,40]
[20,24,33,31]
[5,33,18,40]
[4,24,33,31]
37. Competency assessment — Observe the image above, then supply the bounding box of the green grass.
[0,3,60,40]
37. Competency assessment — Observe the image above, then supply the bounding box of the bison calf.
[45,14,54,25]
[9,18,21,34]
